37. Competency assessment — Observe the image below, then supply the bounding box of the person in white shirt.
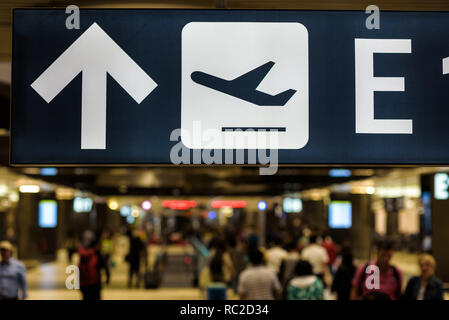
[265,237,288,274]
[238,249,281,300]
[301,235,329,280]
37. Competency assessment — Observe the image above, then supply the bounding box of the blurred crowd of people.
[0,222,445,301]
[197,227,445,301]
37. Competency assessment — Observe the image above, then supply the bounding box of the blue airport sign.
[10,9,449,165]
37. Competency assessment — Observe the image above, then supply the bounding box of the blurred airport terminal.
[0,165,445,300]
[1,0,449,301]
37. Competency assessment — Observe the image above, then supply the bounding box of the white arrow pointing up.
[31,22,157,149]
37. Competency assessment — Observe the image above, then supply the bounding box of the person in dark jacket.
[126,229,145,288]
[403,254,443,300]
[331,251,356,300]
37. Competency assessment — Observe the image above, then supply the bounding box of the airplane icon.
[190,61,296,106]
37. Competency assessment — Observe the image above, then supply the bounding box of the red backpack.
[78,247,100,286]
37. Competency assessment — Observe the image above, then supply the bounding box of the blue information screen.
[328,201,352,229]
[38,200,58,228]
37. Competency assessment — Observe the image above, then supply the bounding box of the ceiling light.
[211,200,247,209]
[19,185,40,193]
[141,200,152,210]
[107,199,118,210]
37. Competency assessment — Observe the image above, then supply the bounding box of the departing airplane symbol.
[191,61,296,106]
[31,22,157,150]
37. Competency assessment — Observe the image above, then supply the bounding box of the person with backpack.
[78,231,110,300]
[350,241,402,300]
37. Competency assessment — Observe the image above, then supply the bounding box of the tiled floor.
[24,244,447,300]
[27,244,225,300]
[28,288,206,300]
